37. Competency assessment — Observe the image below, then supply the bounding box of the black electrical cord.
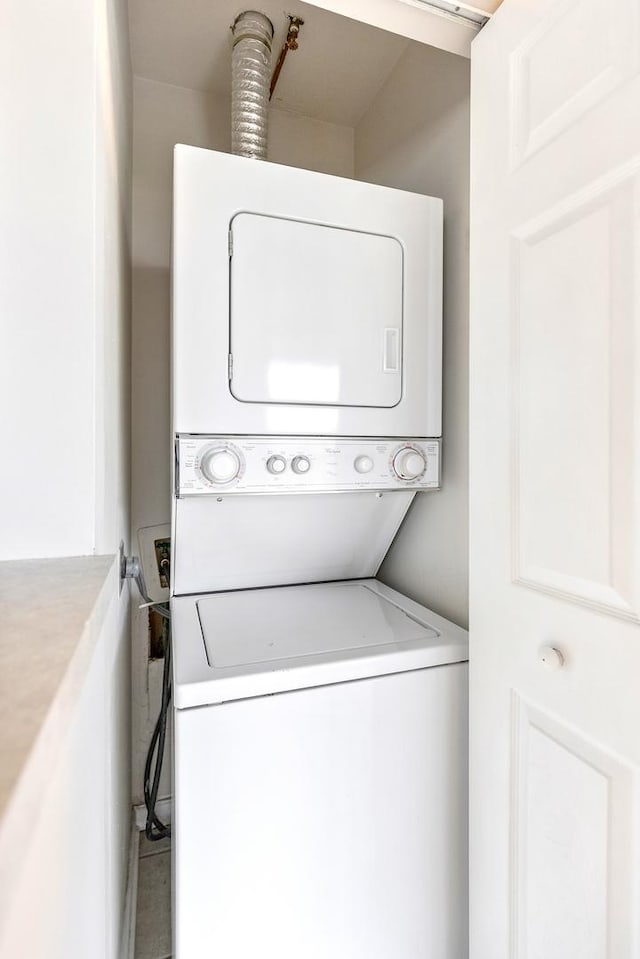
[143,608,172,841]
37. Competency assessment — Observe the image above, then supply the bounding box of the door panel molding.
[510,157,640,623]
[510,692,637,958]
[509,0,640,170]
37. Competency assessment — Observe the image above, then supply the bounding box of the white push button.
[291,455,311,475]
[354,455,374,474]
[266,455,287,474]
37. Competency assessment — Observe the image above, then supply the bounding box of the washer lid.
[172,580,469,708]
[198,581,437,668]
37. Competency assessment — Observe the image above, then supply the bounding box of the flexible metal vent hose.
[231,11,274,159]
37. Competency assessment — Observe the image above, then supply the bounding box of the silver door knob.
[538,645,565,671]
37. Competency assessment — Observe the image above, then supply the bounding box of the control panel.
[176,436,440,496]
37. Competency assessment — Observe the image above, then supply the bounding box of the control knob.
[199,446,241,485]
[266,455,287,475]
[393,447,426,481]
[291,455,311,475]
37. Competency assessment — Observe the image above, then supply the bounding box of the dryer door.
[229,213,403,408]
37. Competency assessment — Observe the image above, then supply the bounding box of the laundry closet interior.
[140,0,476,953]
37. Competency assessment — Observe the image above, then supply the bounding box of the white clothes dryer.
[172,146,443,439]
[172,579,468,959]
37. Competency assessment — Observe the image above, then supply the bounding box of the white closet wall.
[0,0,132,561]
[356,42,471,628]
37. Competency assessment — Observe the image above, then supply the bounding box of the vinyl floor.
[135,834,172,959]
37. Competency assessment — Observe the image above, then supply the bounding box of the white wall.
[356,42,470,628]
[131,75,355,801]
[0,0,132,561]
[269,108,355,177]
[0,0,133,954]
[0,0,95,558]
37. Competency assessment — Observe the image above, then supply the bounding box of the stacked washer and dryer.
[171,146,468,958]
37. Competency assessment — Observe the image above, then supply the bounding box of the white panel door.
[230,213,403,408]
[470,1,640,957]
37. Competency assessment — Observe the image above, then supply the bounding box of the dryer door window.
[229,213,403,408]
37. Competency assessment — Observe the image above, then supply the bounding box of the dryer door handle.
[383,328,400,372]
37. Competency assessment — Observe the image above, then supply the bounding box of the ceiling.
[128,0,411,127]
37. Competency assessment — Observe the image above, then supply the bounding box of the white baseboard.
[133,797,172,833]
[120,817,140,959]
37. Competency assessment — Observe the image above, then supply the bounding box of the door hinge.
[228,353,233,380]
[228,230,233,257]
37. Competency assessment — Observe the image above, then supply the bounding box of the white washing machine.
[172,146,443,438]
[172,579,468,959]
[171,438,469,958]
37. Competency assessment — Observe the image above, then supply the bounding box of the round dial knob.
[291,455,311,475]
[200,447,241,485]
[266,455,287,475]
[393,447,426,481]
[354,455,374,474]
